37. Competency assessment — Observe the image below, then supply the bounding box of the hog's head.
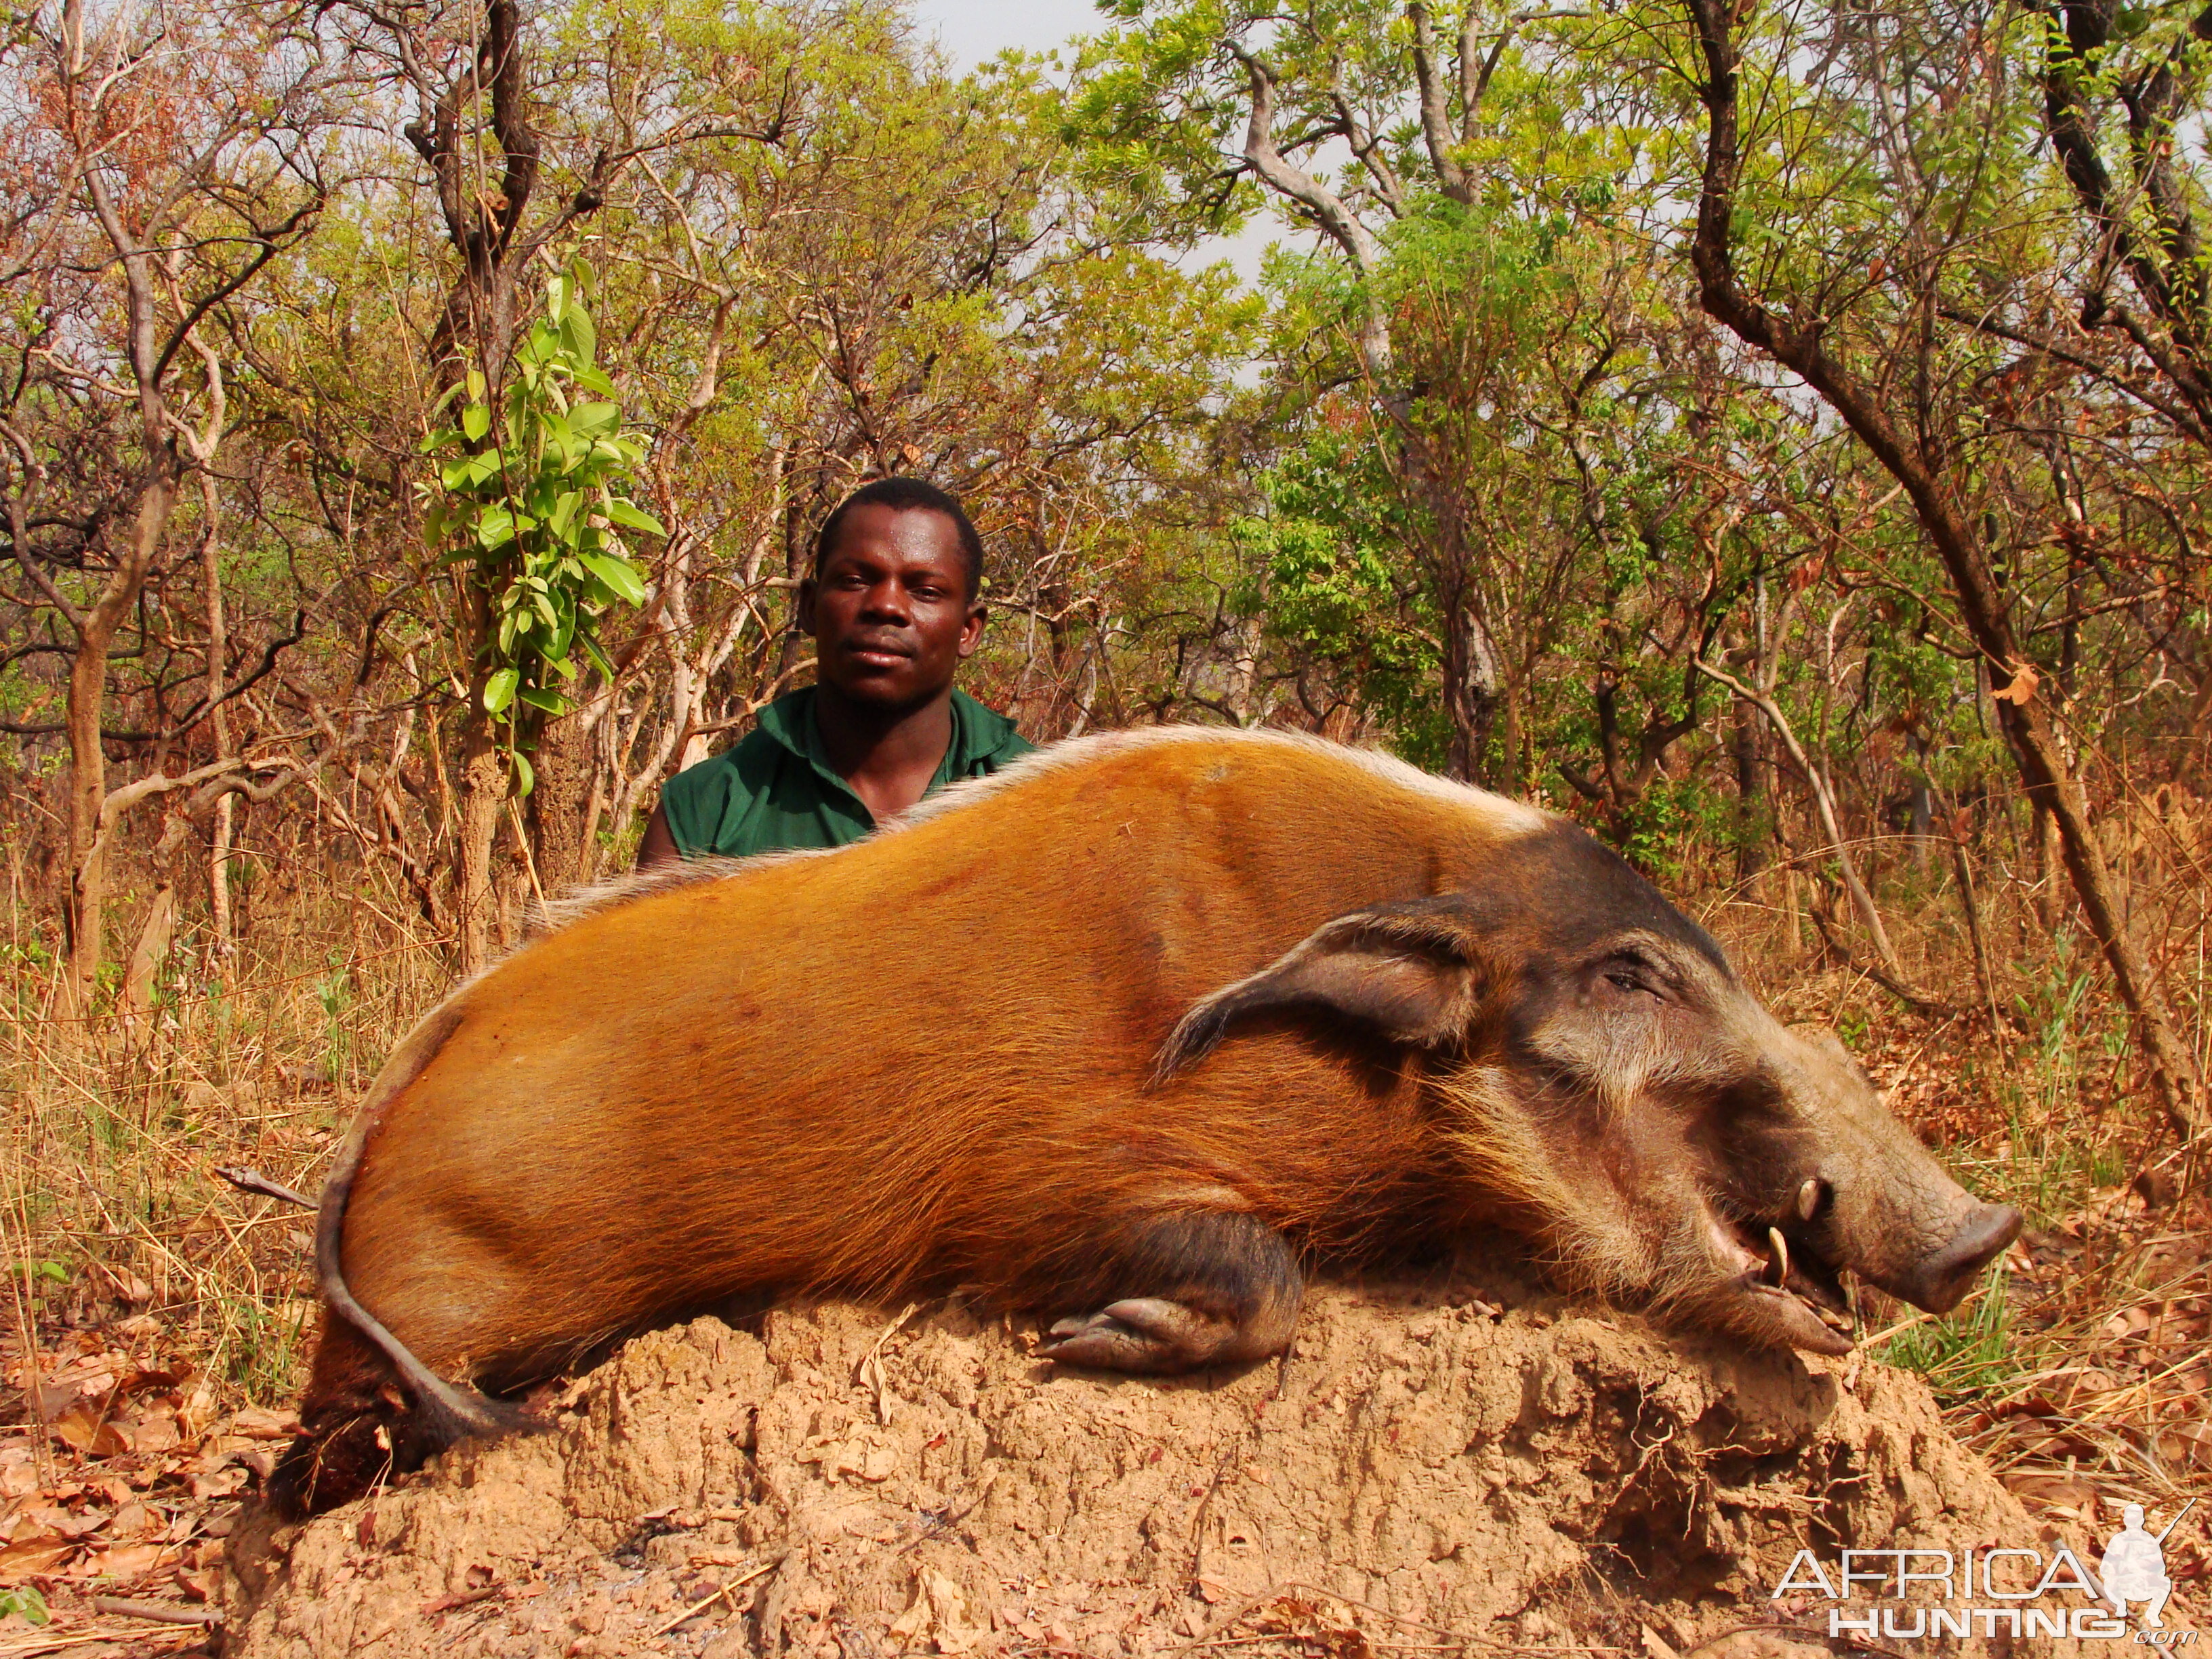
[1159,821,2019,1355]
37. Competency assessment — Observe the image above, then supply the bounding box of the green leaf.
[518,685,567,714]
[483,668,519,716]
[580,550,648,607]
[444,453,500,491]
[605,497,665,536]
[560,304,597,365]
[511,749,535,798]
[462,402,491,442]
[476,506,517,550]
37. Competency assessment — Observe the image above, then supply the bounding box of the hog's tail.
[313,1004,527,1448]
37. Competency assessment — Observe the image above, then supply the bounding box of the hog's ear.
[1155,897,1490,1083]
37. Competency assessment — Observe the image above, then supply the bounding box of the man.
[636,477,1032,868]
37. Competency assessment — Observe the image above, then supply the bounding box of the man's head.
[799,478,987,713]
[2126,1505,2148,1532]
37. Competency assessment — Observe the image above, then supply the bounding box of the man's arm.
[636,802,681,872]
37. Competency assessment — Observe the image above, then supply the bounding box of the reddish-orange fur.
[326,731,1538,1397]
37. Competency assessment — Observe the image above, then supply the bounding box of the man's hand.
[636,803,680,872]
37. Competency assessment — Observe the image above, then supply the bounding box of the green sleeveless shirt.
[657,687,1035,859]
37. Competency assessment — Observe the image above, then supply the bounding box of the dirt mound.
[222,1279,2079,1658]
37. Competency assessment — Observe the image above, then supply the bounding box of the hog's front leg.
[1037,1209,1302,1372]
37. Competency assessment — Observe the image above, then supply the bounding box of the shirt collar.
[755,687,1002,812]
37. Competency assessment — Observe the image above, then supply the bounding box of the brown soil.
[220,1274,2112,1659]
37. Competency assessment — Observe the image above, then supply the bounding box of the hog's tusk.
[1767,1226,1790,1287]
[1796,1177,1822,1222]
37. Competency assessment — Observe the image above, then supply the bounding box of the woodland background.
[0,0,2209,1615]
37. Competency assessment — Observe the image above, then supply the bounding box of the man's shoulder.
[951,689,1036,769]
[657,716,802,857]
[665,721,786,800]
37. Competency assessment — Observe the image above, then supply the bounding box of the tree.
[0,0,336,1010]
[1073,0,1675,783]
[417,260,657,820]
[331,0,791,966]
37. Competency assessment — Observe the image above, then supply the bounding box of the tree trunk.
[201,471,234,970]
[455,706,507,975]
[210,790,235,958]
[1734,701,1768,883]
[120,883,178,1017]
[2032,796,2061,933]
[662,539,710,777]
[1439,582,1501,785]
[1950,836,2003,1039]
[1905,761,1933,876]
[527,710,595,894]
[63,629,110,1012]
[64,464,178,1012]
[1497,678,1523,797]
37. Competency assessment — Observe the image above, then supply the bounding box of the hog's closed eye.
[1603,956,1664,999]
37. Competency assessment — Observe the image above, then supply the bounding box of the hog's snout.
[1893,1200,2022,1314]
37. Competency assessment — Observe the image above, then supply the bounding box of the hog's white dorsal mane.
[889,724,1548,838]
[536,725,1545,939]
[529,840,840,937]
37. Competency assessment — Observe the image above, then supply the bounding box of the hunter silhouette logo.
[2104,1502,2192,1631]
[1769,1498,2198,1642]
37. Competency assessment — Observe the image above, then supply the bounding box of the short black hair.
[813,476,985,602]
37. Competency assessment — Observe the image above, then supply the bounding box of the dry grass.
[0,805,2203,1624]
[1,850,443,1413]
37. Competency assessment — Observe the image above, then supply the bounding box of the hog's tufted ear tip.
[1152,1000,1236,1086]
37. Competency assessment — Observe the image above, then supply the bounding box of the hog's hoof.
[1039,1296,1247,1372]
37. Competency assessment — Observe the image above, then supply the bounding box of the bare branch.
[1408,3,1473,202]
[1225,41,1389,379]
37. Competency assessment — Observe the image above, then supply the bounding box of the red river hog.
[274,727,2019,1513]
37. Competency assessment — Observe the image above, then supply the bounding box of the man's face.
[799,504,985,711]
